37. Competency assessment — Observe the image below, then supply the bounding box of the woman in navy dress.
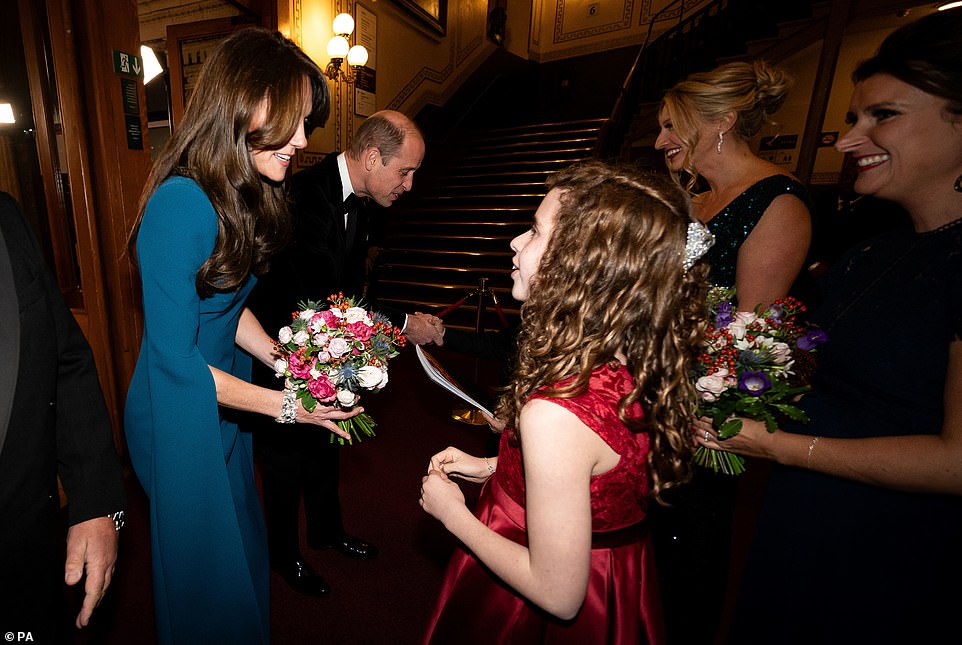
[700,8,962,643]
[125,29,354,644]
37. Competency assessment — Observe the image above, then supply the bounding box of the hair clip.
[684,221,715,272]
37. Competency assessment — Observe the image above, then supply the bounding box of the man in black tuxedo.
[246,110,432,596]
[0,192,126,639]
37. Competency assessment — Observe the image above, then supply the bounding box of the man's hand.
[404,312,444,345]
[65,515,119,628]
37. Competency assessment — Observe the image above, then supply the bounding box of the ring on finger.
[704,430,711,442]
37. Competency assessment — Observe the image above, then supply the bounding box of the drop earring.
[955,174,962,193]
[716,130,725,154]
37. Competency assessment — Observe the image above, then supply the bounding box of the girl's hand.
[419,469,467,526]
[480,411,506,434]
[428,446,494,483]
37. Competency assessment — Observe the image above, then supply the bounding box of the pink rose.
[308,373,336,399]
[696,369,731,402]
[346,321,373,341]
[288,351,314,379]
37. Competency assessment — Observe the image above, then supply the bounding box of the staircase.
[370,118,606,332]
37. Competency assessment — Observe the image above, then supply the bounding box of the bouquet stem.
[693,445,746,476]
[331,412,377,445]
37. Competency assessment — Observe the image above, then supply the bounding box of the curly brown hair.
[495,161,709,502]
[130,28,329,298]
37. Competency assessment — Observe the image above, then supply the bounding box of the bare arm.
[734,193,811,312]
[698,339,962,495]
[421,399,612,619]
[235,307,278,369]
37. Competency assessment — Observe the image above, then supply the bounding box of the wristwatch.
[108,510,126,531]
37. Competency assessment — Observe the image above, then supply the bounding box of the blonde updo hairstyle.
[496,161,710,502]
[661,60,792,191]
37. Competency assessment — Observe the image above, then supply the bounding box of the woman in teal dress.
[652,60,813,644]
[125,29,354,644]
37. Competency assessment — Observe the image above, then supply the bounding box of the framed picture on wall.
[166,18,255,127]
[391,0,446,35]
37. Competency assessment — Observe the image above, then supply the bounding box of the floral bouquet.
[273,293,405,444]
[692,287,827,475]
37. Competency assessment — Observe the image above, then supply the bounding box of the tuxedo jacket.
[247,152,401,343]
[0,192,125,620]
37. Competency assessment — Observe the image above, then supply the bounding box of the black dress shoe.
[273,559,330,596]
[309,534,379,559]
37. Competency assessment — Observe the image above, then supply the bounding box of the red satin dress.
[422,364,664,644]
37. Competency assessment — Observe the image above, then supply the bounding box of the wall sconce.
[141,45,164,85]
[326,13,368,84]
[0,103,14,124]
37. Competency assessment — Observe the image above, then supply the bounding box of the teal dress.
[125,177,269,644]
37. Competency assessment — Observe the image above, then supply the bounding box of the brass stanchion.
[452,277,492,425]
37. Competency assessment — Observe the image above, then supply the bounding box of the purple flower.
[797,329,829,351]
[715,301,734,329]
[768,303,785,323]
[738,371,772,395]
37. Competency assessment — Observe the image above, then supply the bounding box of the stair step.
[374,115,601,316]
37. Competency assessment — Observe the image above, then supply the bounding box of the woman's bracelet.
[483,457,495,475]
[806,436,820,469]
[275,388,297,424]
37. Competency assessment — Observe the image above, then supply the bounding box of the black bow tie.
[338,193,359,215]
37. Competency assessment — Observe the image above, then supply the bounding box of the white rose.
[357,365,384,389]
[728,320,748,340]
[277,326,293,344]
[292,330,310,347]
[377,368,389,389]
[336,389,358,407]
[769,341,792,364]
[345,307,369,324]
[327,337,349,358]
[273,358,288,377]
[298,309,316,320]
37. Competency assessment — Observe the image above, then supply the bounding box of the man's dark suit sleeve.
[49,265,126,525]
[0,193,125,526]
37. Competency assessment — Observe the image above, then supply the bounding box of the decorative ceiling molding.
[553,0,634,43]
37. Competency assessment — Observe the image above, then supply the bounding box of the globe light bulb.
[327,35,349,58]
[332,13,355,36]
[347,45,368,67]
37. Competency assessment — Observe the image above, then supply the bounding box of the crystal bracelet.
[276,388,297,424]
[483,457,495,475]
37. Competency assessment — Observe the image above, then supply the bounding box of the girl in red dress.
[419,161,712,644]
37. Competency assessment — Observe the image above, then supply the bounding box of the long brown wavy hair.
[129,28,329,298]
[495,161,709,502]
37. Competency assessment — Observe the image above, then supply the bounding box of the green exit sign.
[113,50,143,78]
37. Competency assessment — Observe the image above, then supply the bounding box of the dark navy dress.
[729,216,962,644]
